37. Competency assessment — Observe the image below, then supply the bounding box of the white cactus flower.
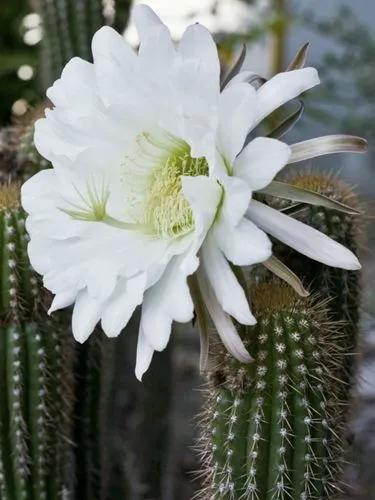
[21,4,362,380]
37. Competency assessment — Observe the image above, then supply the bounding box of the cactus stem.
[6,325,29,499]
[199,283,354,499]
[25,323,49,500]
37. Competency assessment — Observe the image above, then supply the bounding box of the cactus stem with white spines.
[0,182,76,499]
[199,284,351,500]
[269,171,363,386]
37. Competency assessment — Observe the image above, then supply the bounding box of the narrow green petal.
[259,181,361,215]
[286,42,310,71]
[267,101,304,139]
[288,135,368,163]
[188,274,210,373]
[220,44,247,90]
[263,256,309,297]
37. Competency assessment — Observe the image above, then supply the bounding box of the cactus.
[107,0,133,32]
[18,111,50,178]
[123,343,173,500]
[0,127,23,182]
[107,312,173,500]
[9,3,136,498]
[0,106,50,185]
[0,126,33,183]
[0,182,76,499]
[30,0,104,86]
[199,283,352,499]
[31,0,133,87]
[73,330,114,500]
[268,172,363,384]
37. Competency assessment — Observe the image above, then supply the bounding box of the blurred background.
[0,0,374,498]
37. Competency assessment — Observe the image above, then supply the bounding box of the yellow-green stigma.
[60,178,110,222]
[143,143,209,239]
[60,178,141,231]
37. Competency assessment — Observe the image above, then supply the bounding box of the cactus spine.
[270,172,363,383]
[0,183,76,499]
[199,284,351,499]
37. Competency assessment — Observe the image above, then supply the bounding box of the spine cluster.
[271,172,362,384]
[199,174,362,499]
[199,285,350,499]
[0,185,76,499]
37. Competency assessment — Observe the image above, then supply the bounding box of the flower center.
[122,132,209,239]
[144,147,209,238]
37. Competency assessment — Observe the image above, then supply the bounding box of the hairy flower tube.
[22,4,364,380]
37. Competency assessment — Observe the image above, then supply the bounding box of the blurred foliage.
[216,0,290,76]
[300,6,375,147]
[0,1,40,125]
[216,1,375,149]
[0,0,132,127]
[0,0,374,147]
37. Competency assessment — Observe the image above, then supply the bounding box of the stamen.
[63,131,213,238]
[60,177,110,222]
[122,131,209,239]
[143,147,209,238]
[60,177,142,231]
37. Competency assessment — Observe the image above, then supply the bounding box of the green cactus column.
[0,182,76,500]
[31,0,105,86]
[73,330,114,500]
[271,172,363,385]
[31,0,133,88]
[107,311,173,500]
[199,283,352,499]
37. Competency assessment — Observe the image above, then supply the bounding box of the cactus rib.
[199,284,353,499]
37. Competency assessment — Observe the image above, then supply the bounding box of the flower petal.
[213,217,272,266]
[81,260,119,302]
[219,175,252,226]
[72,289,103,343]
[22,169,57,213]
[46,57,97,113]
[164,62,217,158]
[234,137,291,191]
[101,274,146,338]
[135,325,154,381]
[181,175,222,235]
[254,68,320,128]
[179,22,220,87]
[247,200,361,270]
[217,82,257,164]
[173,22,220,157]
[133,4,165,42]
[260,181,360,215]
[227,71,266,89]
[197,267,252,363]
[34,117,85,163]
[135,7,176,82]
[140,253,197,352]
[201,235,255,325]
[286,42,310,71]
[220,44,246,90]
[288,135,368,163]
[263,256,309,297]
[48,290,77,314]
[91,26,137,108]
